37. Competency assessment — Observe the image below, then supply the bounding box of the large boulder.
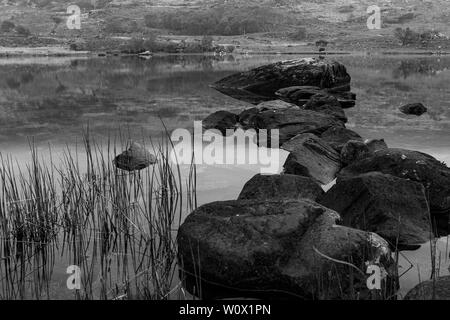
[319,126,363,152]
[319,172,431,250]
[113,142,156,171]
[338,148,450,235]
[238,174,323,202]
[404,276,450,300]
[282,133,341,185]
[178,199,397,299]
[210,58,352,104]
[252,108,344,146]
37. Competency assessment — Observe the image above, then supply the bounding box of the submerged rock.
[319,126,363,152]
[399,103,427,116]
[203,110,239,135]
[319,172,431,250]
[238,173,323,201]
[210,58,352,104]
[113,142,156,171]
[282,133,341,185]
[338,148,450,235]
[178,199,397,299]
[404,276,450,300]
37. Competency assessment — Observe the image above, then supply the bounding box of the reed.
[0,131,196,300]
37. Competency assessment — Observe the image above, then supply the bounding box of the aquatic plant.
[0,131,196,300]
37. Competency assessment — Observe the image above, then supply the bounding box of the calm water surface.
[0,53,449,299]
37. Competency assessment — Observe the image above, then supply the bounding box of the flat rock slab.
[319,126,363,152]
[253,108,343,146]
[177,199,396,299]
[238,173,324,201]
[210,58,352,104]
[282,133,341,185]
[319,172,431,250]
[338,148,450,235]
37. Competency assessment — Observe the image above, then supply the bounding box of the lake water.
[0,53,449,299]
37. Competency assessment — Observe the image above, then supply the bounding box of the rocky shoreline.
[176,57,450,300]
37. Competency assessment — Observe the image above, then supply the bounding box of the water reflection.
[0,53,449,299]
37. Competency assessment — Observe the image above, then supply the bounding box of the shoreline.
[1,45,449,58]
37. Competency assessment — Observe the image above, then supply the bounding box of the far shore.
[1,45,449,59]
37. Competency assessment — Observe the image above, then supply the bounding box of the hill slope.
[0,0,449,52]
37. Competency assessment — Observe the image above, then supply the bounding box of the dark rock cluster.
[178,58,449,300]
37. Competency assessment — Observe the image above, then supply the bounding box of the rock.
[238,174,324,201]
[365,138,388,153]
[319,172,431,250]
[276,86,322,100]
[338,148,450,235]
[113,142,156,171]
[340,140,371,165]
[302,93,347,122]
[275,86,356,109]
[253,108,343,146]
[178,199,397,299]
[203,110,239,135]
[282,133,341,185]
[399,103,427,116]
[238,100,299,129]
[256,99,299,111]
[404,276,450,300]
[320,126,363,152]
[238,107,259,129]
[210,58,352,104]
[315,40,329,47]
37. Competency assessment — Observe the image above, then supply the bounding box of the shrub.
[15,25,31,36]
[394,27,439,46]
[76,0,95,11]
[201,35,214,51]
[120,37,145,54]
[289,27,307,41]
[144,6,290,36]
[0,21,15,33]
[104,18,138,34]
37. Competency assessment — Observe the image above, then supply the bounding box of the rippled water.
[0,53,449,299]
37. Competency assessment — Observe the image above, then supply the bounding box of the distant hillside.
[1,0,449,51]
